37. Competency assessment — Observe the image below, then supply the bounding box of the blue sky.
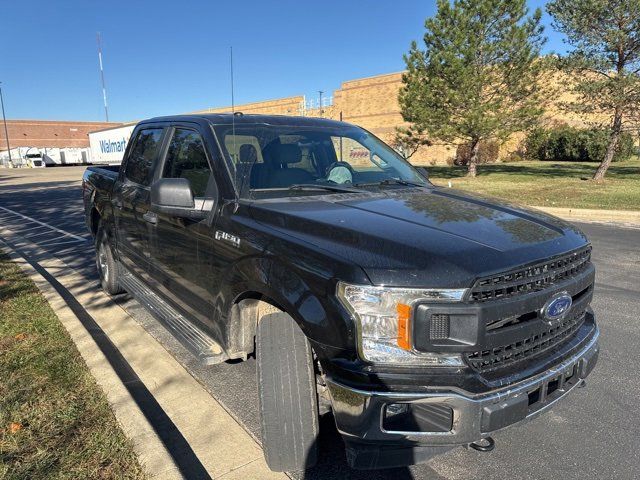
[0,0,565,123]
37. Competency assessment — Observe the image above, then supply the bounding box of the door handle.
[143,211,158,225]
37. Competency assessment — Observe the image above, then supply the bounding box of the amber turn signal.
[397,303,412,350]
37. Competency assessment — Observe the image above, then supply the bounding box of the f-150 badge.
[215,230,241,248]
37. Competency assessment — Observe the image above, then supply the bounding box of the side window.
[124,128,164,186]
[162,128,212,198]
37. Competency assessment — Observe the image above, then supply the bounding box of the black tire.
[95,227,123,295]
[257,312,319,472]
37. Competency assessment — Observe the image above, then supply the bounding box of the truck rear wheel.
[96,227,123,295]
[256,312,319,471]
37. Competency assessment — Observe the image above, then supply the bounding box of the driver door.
[146,124,220,330]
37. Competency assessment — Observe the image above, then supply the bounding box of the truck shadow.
[298,413,447,480]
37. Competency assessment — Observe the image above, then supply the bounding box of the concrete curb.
[529,206,640,226]
[0,228,286,480]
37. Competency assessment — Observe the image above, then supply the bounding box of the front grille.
[470,247,591,303]
[465,308,586,373]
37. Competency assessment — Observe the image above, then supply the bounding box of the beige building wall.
[193,96,305,116]
[193,69,594,165]
[330,72,456,164]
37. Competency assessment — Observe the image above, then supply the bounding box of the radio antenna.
[96,32,109,122]
[230,46,236,156]
[230,46,235,116]
[230,46,242,191]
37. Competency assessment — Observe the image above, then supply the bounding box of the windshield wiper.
[288,183,363,193]
[354,178,427,188]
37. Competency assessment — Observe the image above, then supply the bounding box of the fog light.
[430,313,450,340]
[385,403,410,418]
[383,403,453,433]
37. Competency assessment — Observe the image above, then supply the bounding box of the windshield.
[212,123,428,198]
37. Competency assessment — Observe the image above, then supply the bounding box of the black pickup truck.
[83,114,599,471]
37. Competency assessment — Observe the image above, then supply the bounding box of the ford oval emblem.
[542,292,572,322]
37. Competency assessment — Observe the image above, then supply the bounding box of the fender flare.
[220,256,355,358]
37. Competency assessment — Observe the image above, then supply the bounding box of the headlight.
[336,282,467,366]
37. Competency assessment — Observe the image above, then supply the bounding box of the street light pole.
[0,82,12,167]
[318,90,324,117]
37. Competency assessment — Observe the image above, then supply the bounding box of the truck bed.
[86,164,120,177]
[82,165,120,235]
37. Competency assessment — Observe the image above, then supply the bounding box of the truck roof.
[141,113,351,128]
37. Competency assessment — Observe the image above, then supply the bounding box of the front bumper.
[327,328,599,469]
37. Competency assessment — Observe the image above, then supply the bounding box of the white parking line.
[22,231,61,240]
[11,225,49,233]
[0,206,87,242]
[38,238,88,247]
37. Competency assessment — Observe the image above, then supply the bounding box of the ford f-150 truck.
[82,114,599,472]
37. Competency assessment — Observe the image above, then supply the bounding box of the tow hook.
[468,437,495,452]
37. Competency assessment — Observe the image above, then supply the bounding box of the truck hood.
[249,187,589,288]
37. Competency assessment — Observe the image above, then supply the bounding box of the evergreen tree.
[399,0,546,176]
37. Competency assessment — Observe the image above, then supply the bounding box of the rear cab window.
[225,135,264,165]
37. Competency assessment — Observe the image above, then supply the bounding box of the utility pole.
[0,82,12,167]
[318,90,324,117]
[96,32,109,122]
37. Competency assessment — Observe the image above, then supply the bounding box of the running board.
[119,270,227,365]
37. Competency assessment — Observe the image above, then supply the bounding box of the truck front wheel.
[256,312,319,471]
[96,227,123,295]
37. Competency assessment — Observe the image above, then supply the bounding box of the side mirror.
[150,178,207,219]
[416,167,429,180]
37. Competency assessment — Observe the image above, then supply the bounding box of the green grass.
[423,157,640,210]
[0,253,146,480]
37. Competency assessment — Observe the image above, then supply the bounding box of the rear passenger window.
[162,129,212,198]
[124,128,164,186]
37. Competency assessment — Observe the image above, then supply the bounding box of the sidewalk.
[0,227,285,480]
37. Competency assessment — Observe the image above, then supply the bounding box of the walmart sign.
[99,138,128,154]
[89,125,135,163]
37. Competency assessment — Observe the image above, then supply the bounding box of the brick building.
[0,119,121,150]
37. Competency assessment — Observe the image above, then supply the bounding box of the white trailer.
[0,147,90,167]
[88,123,136,164]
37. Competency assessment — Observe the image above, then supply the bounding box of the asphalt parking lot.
[1,166,638,479]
